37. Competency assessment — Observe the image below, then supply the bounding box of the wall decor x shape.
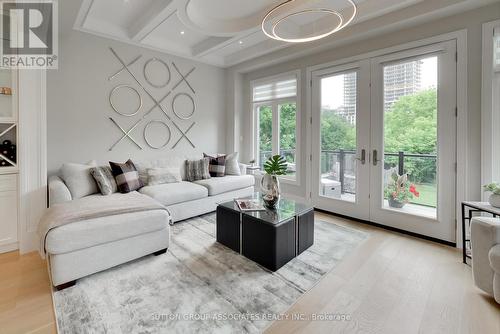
[107,47,197,151]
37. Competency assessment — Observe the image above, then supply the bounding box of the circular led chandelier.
[262,0,357,43]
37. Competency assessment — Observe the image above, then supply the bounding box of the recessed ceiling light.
[180,31,185,35]
[239,40,243,45]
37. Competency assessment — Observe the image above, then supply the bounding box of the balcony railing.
[259,149,437,196]
[259,149,297,172]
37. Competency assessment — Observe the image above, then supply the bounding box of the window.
[253,72,299,181]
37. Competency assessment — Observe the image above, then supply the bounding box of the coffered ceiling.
[74,0,497,68]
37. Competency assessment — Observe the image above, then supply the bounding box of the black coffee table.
[216,194,314,271]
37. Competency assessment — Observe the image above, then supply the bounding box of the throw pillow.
[225,152,241,176]
[185,158,211,182]
[60,161,98,199]
[204,153,226,177]
[147,167,182,186]
[90,166,118,195]
[109,159,144,193]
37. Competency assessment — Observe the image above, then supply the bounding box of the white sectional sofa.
[45,158,254,289]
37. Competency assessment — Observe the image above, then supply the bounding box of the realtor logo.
[1,0,58,68]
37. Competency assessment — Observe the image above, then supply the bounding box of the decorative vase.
[388,197,406,208]
[489,194,500,208]
[260,174,280,209]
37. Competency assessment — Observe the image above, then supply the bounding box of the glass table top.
[218,193,313,226]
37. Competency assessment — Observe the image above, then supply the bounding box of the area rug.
[52,213,368,333]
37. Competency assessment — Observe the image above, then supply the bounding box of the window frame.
[482,20,500,196]
[251,70,301,184]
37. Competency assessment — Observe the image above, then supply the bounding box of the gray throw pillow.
[147,167,182,186]
[185,158,211,182]
[60,161,98,199]
[90,166,118,195]
[225,152,241,175]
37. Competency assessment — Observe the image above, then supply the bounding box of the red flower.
[409,184,416,194]
[414,191,420,197]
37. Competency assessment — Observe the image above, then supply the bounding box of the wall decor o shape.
[109,84,143,117]
[143,58,171,88]
[172,92,196,120]
[144,120,172,149]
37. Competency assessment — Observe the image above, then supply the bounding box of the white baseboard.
[0,241,19,254]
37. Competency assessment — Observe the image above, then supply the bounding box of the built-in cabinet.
[0,66,18,253]
[0,174,17,252]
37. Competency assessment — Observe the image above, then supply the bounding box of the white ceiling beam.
[191,36,234,57]
[128,0,176,42]
[73,0,94,29]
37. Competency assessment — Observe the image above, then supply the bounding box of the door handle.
[373,149,379,166]
[356,149,366,165]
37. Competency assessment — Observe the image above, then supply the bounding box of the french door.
[311,40,457,242]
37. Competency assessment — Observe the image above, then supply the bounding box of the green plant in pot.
[384,171,419,208]
[261,155,288,209]
[483,183,500,208]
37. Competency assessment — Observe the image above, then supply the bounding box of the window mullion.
[272,103,280,156]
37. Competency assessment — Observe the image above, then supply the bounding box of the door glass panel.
[258,105,273,170]
[320,72,357,202]
[279,103,297,179]
[383,56,438,217]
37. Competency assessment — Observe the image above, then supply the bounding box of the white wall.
[47,27,227,174]
[228,3,500,201]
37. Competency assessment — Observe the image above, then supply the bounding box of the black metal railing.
[259,149,437,194]
[259,149,297,170]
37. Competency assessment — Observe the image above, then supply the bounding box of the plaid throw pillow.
[109,159,144,193]
[204,153,226,177]
[185,158,211,182]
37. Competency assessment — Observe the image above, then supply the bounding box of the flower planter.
[388,197,406,208]
[489,194,500,208]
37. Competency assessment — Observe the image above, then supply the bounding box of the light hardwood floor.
[0,212,499,334]
[0,251,56,334]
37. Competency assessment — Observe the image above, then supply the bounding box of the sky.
[321,56,438,109]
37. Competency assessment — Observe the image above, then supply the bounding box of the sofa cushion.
[193,175,255,196]
[139,181,208,206]
[60,161,98,199]
[109,159,143,193]
[90,166,118,195]
[45,203,169,254]
[204,153,226,177]
[225,152,241,176]
[134,157,186,185]
[147,167,182,186]
[185,158,211,182]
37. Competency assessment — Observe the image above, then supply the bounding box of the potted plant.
[260,155,287,209]
[483,183,500,208]
[384,172,419,208]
